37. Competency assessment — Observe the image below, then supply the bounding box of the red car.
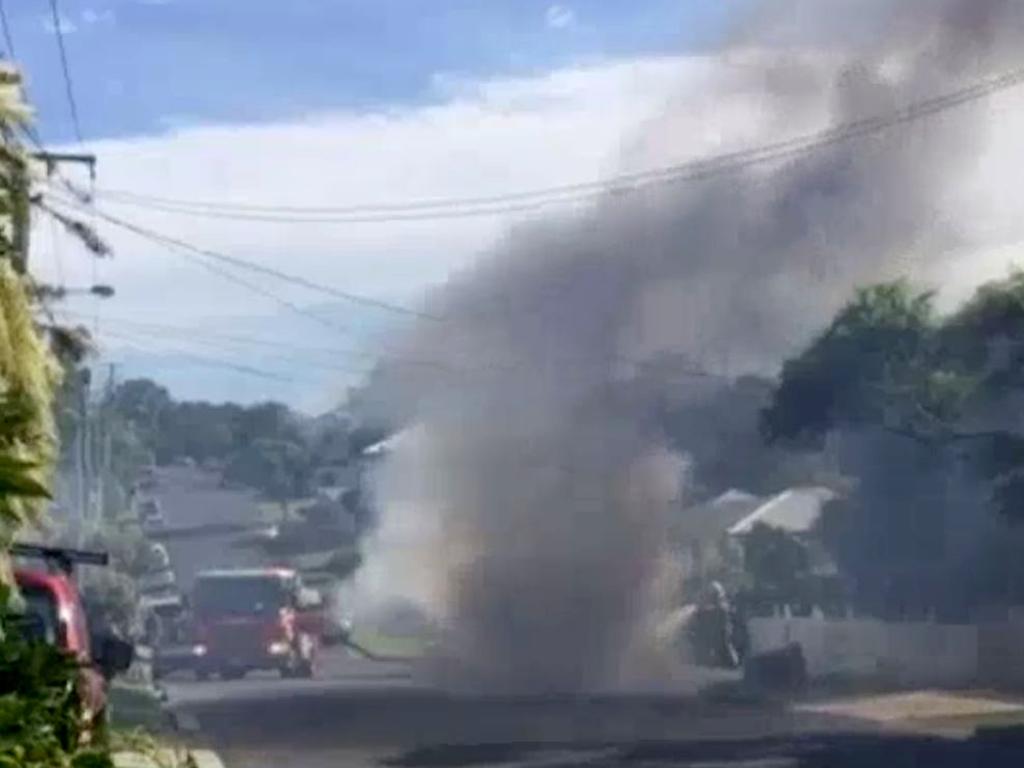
[10,544,134,736]
[191,568,323,680]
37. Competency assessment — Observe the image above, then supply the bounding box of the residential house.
[670,489,764,591]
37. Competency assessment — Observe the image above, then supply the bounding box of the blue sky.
[8,0,740,143]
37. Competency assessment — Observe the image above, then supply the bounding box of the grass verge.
[349,629,430,660]
[109,683,168,732]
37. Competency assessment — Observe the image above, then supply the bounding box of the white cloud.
[81,8,116,26]
[42,14,77,35]
[32,56,696,404]
[36,57,696,324]
[545,4,576,30]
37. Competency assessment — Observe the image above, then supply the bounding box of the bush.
[0,614,112,767]
[79,569,141,640]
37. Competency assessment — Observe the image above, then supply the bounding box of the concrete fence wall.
[748,616,982,686]
[977,612,1024,687]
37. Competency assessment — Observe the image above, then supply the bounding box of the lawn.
[348,628,431,660]
[109,682,168,732]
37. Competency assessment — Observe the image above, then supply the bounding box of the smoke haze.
[351,0,1024,691]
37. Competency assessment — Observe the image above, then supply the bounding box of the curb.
[155,696,221,766]
[113,749,226,768]
[170,708,202,734]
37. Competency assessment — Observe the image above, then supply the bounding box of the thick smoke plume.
[353,0,1024,691]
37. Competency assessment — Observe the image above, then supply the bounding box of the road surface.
[161,649,832,768]
[147,465,266,592]
[164,648,1024,768]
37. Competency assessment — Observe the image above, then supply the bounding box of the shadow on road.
[383,728,1024,768]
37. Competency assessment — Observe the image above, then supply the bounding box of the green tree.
[763,281,937,445]
[224,438,311,508]
[105,378,171,455]
[762,274,1024,614]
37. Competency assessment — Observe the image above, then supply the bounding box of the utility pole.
[30,151,96,179]
[96,363,116,520]
[75,366,91,533]
[10,154,30,274]
[11,151,97,273]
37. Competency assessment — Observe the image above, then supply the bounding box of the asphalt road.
[164,649,1024,768]
[163,649,845,768]
[149,465,266,591]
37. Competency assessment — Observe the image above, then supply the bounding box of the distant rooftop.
[727,486,838,536]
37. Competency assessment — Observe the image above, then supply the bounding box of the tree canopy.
[99,378,353,505]
[765,273,1024,522]
[762,272,1024,615]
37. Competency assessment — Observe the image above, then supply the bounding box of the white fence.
[748,616,981,686]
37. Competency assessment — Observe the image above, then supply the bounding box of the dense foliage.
[0,627,110,768]
[101,377,354,506]
[763,273,1024,615]
[0,261,60,545]
[0,64,120,767]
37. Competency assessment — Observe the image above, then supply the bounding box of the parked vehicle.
[191,568,322,680]
[142,592,196,679]
[138,498,165,531]
[137,465,158,492]
[9,544,135,736]
[139,565,177,596]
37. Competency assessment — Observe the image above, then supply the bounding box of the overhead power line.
[45,194,438,321]
[87,62,1024,223]
[0,0,16,60]
[54,309,459,375]
[56,310,370,359]
[97,328,303,383]
[47,0,84,145]
[43,195,734,385]
[57,310,381,374]
[97,324,374,376]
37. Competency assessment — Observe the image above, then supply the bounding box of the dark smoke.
[354,0,1024,691]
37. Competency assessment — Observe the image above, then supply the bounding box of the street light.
[34,284,115,300]
[85,284,115,299]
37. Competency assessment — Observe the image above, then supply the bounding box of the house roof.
[727,486,837,536]
[671,489,764,544]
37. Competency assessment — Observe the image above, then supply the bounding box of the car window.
[12,585,60,646]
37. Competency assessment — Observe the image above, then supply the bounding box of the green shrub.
[0,619,111,767]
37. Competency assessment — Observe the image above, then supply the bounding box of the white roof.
[671,489,763,544]
[361,425,420,457]
[727,486,837,536]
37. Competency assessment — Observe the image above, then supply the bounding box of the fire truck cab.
[191,568,322,680]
